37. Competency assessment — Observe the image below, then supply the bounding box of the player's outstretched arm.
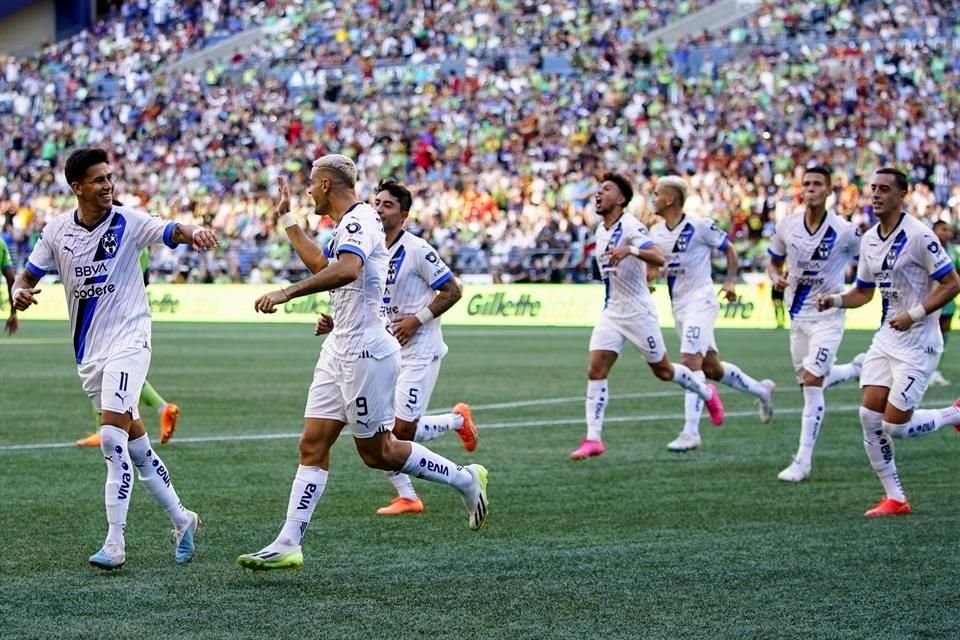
[10,270,42,312]
[816,284,874,312]
[721,242,739,301]
[3,264,17,334]
[888,269,960,331]
[392,277,462,346]
[170,224,218,250]
[274,176,328,274]
[255,253,362,314]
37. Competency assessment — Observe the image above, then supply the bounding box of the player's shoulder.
[622,213,648,233]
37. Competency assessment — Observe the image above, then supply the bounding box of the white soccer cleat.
[461,464,489,531]
[666,432,701,452]
[757,379,776,424]
[89,543,126,571]
[777,459,811,483]
[930,370,950,387]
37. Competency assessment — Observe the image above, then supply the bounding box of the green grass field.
[2,321,959,640]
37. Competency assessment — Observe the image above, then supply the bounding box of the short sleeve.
[919,233,955,280]
[700,218,729,250]
[125,208,178,249]
[336,213,377,263]
[629,221,655,250]
[417,241,453,290]
[26,228,56,277]
[855,234,874,288]
[768,222,786,260]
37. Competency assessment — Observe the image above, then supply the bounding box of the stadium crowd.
[1,0,959,284]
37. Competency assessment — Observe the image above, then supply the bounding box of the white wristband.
[908,304,927,323]
[831,294,844,309]
[278,213,297,229]
[415,307,435,325]
[629,246,641,257]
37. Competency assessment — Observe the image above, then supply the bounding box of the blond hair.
[312,154,358,187]
[657,175,688,207]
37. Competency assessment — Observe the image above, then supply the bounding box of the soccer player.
[75,243,179,447]
[570,172,725,460]
[371,180,478,515]
[817,168,960,516]
[649,176,775,452]
[767,167,864,482]
[1,235,17,334]
[238,156,488,571]
[929,221,959,386]
[11,147,215,569]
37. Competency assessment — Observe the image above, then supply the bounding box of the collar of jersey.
[73,207,113,232]
[602,212,625,230]
[665,214,686,232]
[876,212,906,241]
[802,211,829,236]
[387,229,406,249]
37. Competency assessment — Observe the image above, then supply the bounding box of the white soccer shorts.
[790,316,844,382]
[394,356,443,422]
[674,300,719,356]
[305,348,400,438]
[859,344,939,412]
[77,344,151,420]
[589,308,667,363]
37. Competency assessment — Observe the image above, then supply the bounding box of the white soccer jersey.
[767,211,860,320]
[856,213,955,359]
[25,206,178,364]
[594,213,656,315]
[649,215,728,309]
[320,202,400,360]
[381,230,453,362]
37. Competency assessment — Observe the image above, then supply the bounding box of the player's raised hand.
[12,287,41,312]
[191,228,218,251]
[391,315,421,346]
[275,175,291,218]
[314,313,334,335]
[254,289,289,314]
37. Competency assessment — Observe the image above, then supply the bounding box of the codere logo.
[74,283,115,299]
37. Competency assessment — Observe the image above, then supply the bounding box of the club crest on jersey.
[882,231,908,270]
[606,222,624,251]
[387,246,406,285]
[100,231,119,257]
[672,223,695,253]
[811,227,837,260]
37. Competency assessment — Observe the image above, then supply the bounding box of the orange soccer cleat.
[75,432,101,447]
[376,497,425,515]
[160,403,180,444]
[865,497,912,518]
[452,403,478,452]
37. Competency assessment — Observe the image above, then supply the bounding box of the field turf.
[2,322,959,639]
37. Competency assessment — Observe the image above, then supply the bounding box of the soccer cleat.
[89,544,125,571]
[704,384,725,426]
[777,459,811,483]
[929,370,950,387]
[173,510,201,564]
[865,497,912,517]
[237,545,304,571]
[757,379,776,424]
[452,403,478,452]
[75,432,101,447]
[376,497,425,515]
[666,432,701,452]
[569,438,605,460]
[952,399,960,433]
[160,403,180,444]
[462,464,489,531]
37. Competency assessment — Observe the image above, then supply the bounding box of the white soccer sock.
[824,362,859,389]
[128,434,190,529]
[384,470,419,500]
[414,413,464,442]
[719,361,766,398]
[99,426,133,548]
[276,465,328,547]
[682,370,706,437]
[796,386,825,465]
[585,379,608,441]
[401,443,473,493]
[884,405,960,438]
[671,363,711,401]
[860,407,905,501]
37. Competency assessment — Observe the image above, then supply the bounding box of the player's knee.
[587,364,608,380]
[392,419,416,441]
[702,360,723,380]
[802,371,824,387]
[298,434,328,466]
[680,353,702,371]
